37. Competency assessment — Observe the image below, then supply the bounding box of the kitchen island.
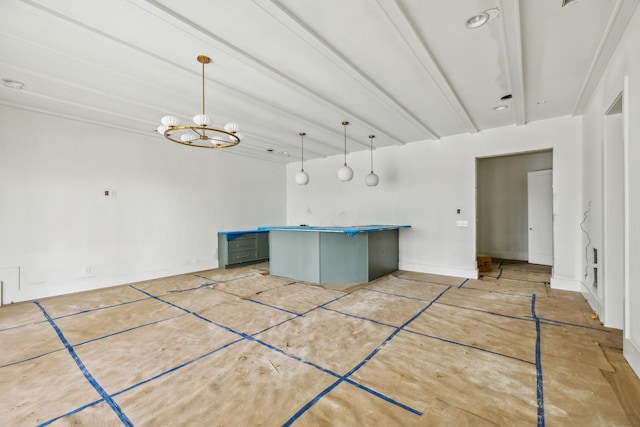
[257,225,410,284]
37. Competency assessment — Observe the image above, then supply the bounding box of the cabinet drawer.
[228,249,257,264]
[228,238,257,252]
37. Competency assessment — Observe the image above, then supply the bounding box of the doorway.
[476,151,553,264]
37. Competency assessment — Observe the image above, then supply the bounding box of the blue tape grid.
[8,269,556,425]
[281,286,452,425]
[33,301,134,427]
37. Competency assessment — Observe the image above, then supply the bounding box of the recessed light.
[493,105,509,111]
[465,8,500,29]
[500,94,513,101]
[465,13,489,29]
[2,79,25,89]
[536,100,547,105]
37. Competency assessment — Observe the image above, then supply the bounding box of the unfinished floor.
[1,260,638,426]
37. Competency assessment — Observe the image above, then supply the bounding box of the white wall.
[580,5,640,377]
[287,116,582,287]
[0,106,286,303]
[477,151,553,261]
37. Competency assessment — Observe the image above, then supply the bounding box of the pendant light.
[295,132,310,185]
[337,121,354,181]
[365,134,380,187]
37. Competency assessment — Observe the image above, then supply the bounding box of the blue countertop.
[257,225,411,238]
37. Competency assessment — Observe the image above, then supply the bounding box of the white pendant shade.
[157,125,168,134]
[295,170,310,185]
[224,122,240,133]
[365,172,379,186]
[161,115,180,127]
[193,114,211,126]
[337,165,354,182]
[181,134,197,142]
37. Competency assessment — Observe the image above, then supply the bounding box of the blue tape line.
[38,398,104,426]
[131,281,423,420]
[242,297,302,316]
[404,329,535,365]
[342,378,422,415]
[535,316,612,332]
[52,297,151,320]
[33,301,133,426]
[531,294,545,426]
[74,314,187,348]
[300,292,351,315]
[0,348,65,369]
[458,286,536,298]
[193,274,220,282]
[458,278,470,288]
[362,287,433,302]
[111,337,244,398]
[320,306,397,329]
[168,283,216,293]
[437,301,535,324]
[283,286,451,426]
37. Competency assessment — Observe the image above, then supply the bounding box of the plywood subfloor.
[1,261,638,426]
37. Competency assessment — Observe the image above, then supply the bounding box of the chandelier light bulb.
[157,125,169,134]
[181,134,197,143]
[161,115,180,127]
[224,122,240,133]
[193,114,211,126]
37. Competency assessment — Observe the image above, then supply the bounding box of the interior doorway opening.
[476,150,553,270]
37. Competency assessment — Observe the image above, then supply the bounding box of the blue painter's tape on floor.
[282,286,452,426]
[404,329,535,365]
[458,278,469,288]
[363,287,433,302]
[34,301,134,427]
[38,398,104,427]
[531,294,545,427]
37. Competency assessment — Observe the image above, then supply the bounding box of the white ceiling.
[1,0,638,164]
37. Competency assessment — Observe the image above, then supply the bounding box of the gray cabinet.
[218,230,269,268]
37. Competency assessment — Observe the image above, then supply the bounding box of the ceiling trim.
[572,0,640,116]
[255,0,437,141]
[498,0,526,126]
[17,0,370,153]
[376,0,478,134]
[131,0,401,148]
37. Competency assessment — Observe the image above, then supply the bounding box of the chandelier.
[157,55,242,148]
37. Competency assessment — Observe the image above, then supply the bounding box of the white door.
[528,170,553,266]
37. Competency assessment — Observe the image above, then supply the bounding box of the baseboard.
[549,276,581,292]
[580,282,604,319]
[399,261,478,279]
[1,262,218,304]
[624,338,640,380]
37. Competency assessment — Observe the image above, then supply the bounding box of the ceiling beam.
[498,0,526,126]
[131,0,400,149]
[375,0,478,134]
[255,0,438,141]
